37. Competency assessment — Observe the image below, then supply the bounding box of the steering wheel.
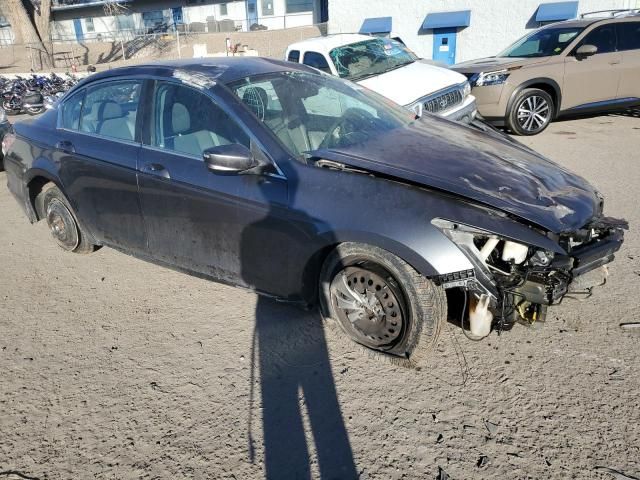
[319,108,376,149]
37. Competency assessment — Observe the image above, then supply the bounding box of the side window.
[79,80,141,141]
[577,25,617,54]
[303,51,331,73]
[151,82,249,157]
[616,22,640,51]
[60,90,84,130]
[287,50,300,63]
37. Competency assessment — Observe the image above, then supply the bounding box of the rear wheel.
[507,88,554,136]
[36,184,97,254]
[26,106,44,115]
[319,243,446,368]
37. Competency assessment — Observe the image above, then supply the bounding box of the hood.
[312,118,600,234]
[452,56,550,74]
[357,60,467,106]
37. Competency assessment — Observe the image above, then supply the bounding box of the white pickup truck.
[285,34,477,123]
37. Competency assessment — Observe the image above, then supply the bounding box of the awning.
[359,16,392,34]
[535,1,579,22]
[422,10,471,30]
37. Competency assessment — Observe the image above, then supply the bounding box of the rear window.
[616,22,640,51]
[287,50,300,63]
[303,51,331,73]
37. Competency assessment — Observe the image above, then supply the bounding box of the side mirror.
[576,44,598,59]
[203,144,257,173]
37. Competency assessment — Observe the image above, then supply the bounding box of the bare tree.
[102,0,129,17]
[3,0,52,67]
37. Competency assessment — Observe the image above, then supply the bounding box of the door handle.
[55,140,75,153]
[142,162,171,179]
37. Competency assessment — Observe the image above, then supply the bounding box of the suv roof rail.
[580,8,640,18]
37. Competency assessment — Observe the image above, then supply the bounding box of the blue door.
[432,28,457,65]
[171,7,183,28]
[73,18,84,42]
[246,0,258,29]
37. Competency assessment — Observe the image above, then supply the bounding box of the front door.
[562,24,622,110]
[137,80,288,288]
[432,28,457,65]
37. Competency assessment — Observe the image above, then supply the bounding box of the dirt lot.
[1,112,639,480]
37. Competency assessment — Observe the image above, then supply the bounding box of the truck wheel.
[319,243,447,368]
[507,88,554,136]
[36,183,97,254]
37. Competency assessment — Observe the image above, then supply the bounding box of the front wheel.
[319,243,447,368]
[507,88,554,136]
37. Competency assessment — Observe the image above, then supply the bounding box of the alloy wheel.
[516,95,551,133]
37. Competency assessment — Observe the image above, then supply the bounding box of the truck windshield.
[329,38,418,81]
[498,26,584,58]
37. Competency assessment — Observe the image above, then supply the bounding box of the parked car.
[453,12,640,135]
[0,107,11,169]
[3,59,626,366]
[286,34,477,123]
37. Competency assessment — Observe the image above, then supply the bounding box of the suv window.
[151,82,249,157]
[79,81,141,141]
[616,22,640,51]
[303,51,331,73]
[287,50,300,63]
[577,25,617,54]
[61,90,84,130]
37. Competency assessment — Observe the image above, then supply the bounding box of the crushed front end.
[432,215,627,332]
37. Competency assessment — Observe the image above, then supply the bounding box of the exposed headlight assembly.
[0,107,7,123]
[474,69,509,87]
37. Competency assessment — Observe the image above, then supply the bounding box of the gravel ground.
[1,112,639,480]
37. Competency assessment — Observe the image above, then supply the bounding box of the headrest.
[99,101,124,121]
[242,87,268,121]
[172,102,190,134]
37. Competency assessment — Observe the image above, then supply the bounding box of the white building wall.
[328,0,640,63]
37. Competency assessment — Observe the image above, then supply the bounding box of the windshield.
[228,71,415,157]
[329,38,418,81]
[498,26,584,58]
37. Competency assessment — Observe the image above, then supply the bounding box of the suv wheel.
[507,88,554,136]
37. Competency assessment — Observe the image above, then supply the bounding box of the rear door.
[615,21,640,101]
[562,24,622,109]
[55,79,146,252]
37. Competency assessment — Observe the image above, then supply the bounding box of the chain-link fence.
[0,22,328,73]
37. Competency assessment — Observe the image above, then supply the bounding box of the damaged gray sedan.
[3,59,627,367]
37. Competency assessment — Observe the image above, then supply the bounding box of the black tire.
[319,243,447,368]
[507,88,554,136]
[35,183,97,254]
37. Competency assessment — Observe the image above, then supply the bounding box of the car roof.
[287,34,376,53]
[77,57,315,87]
[540,15,640,29]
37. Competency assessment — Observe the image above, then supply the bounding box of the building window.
[220,3,228,15]
[262,0,274,16]
[85,17,95,33]
[286,0,313,14]
[116,14,135,31]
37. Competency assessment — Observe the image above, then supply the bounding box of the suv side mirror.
[203,144,257,173]
[576,44,598,59]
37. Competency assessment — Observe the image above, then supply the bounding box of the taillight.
[1,131,15,156]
